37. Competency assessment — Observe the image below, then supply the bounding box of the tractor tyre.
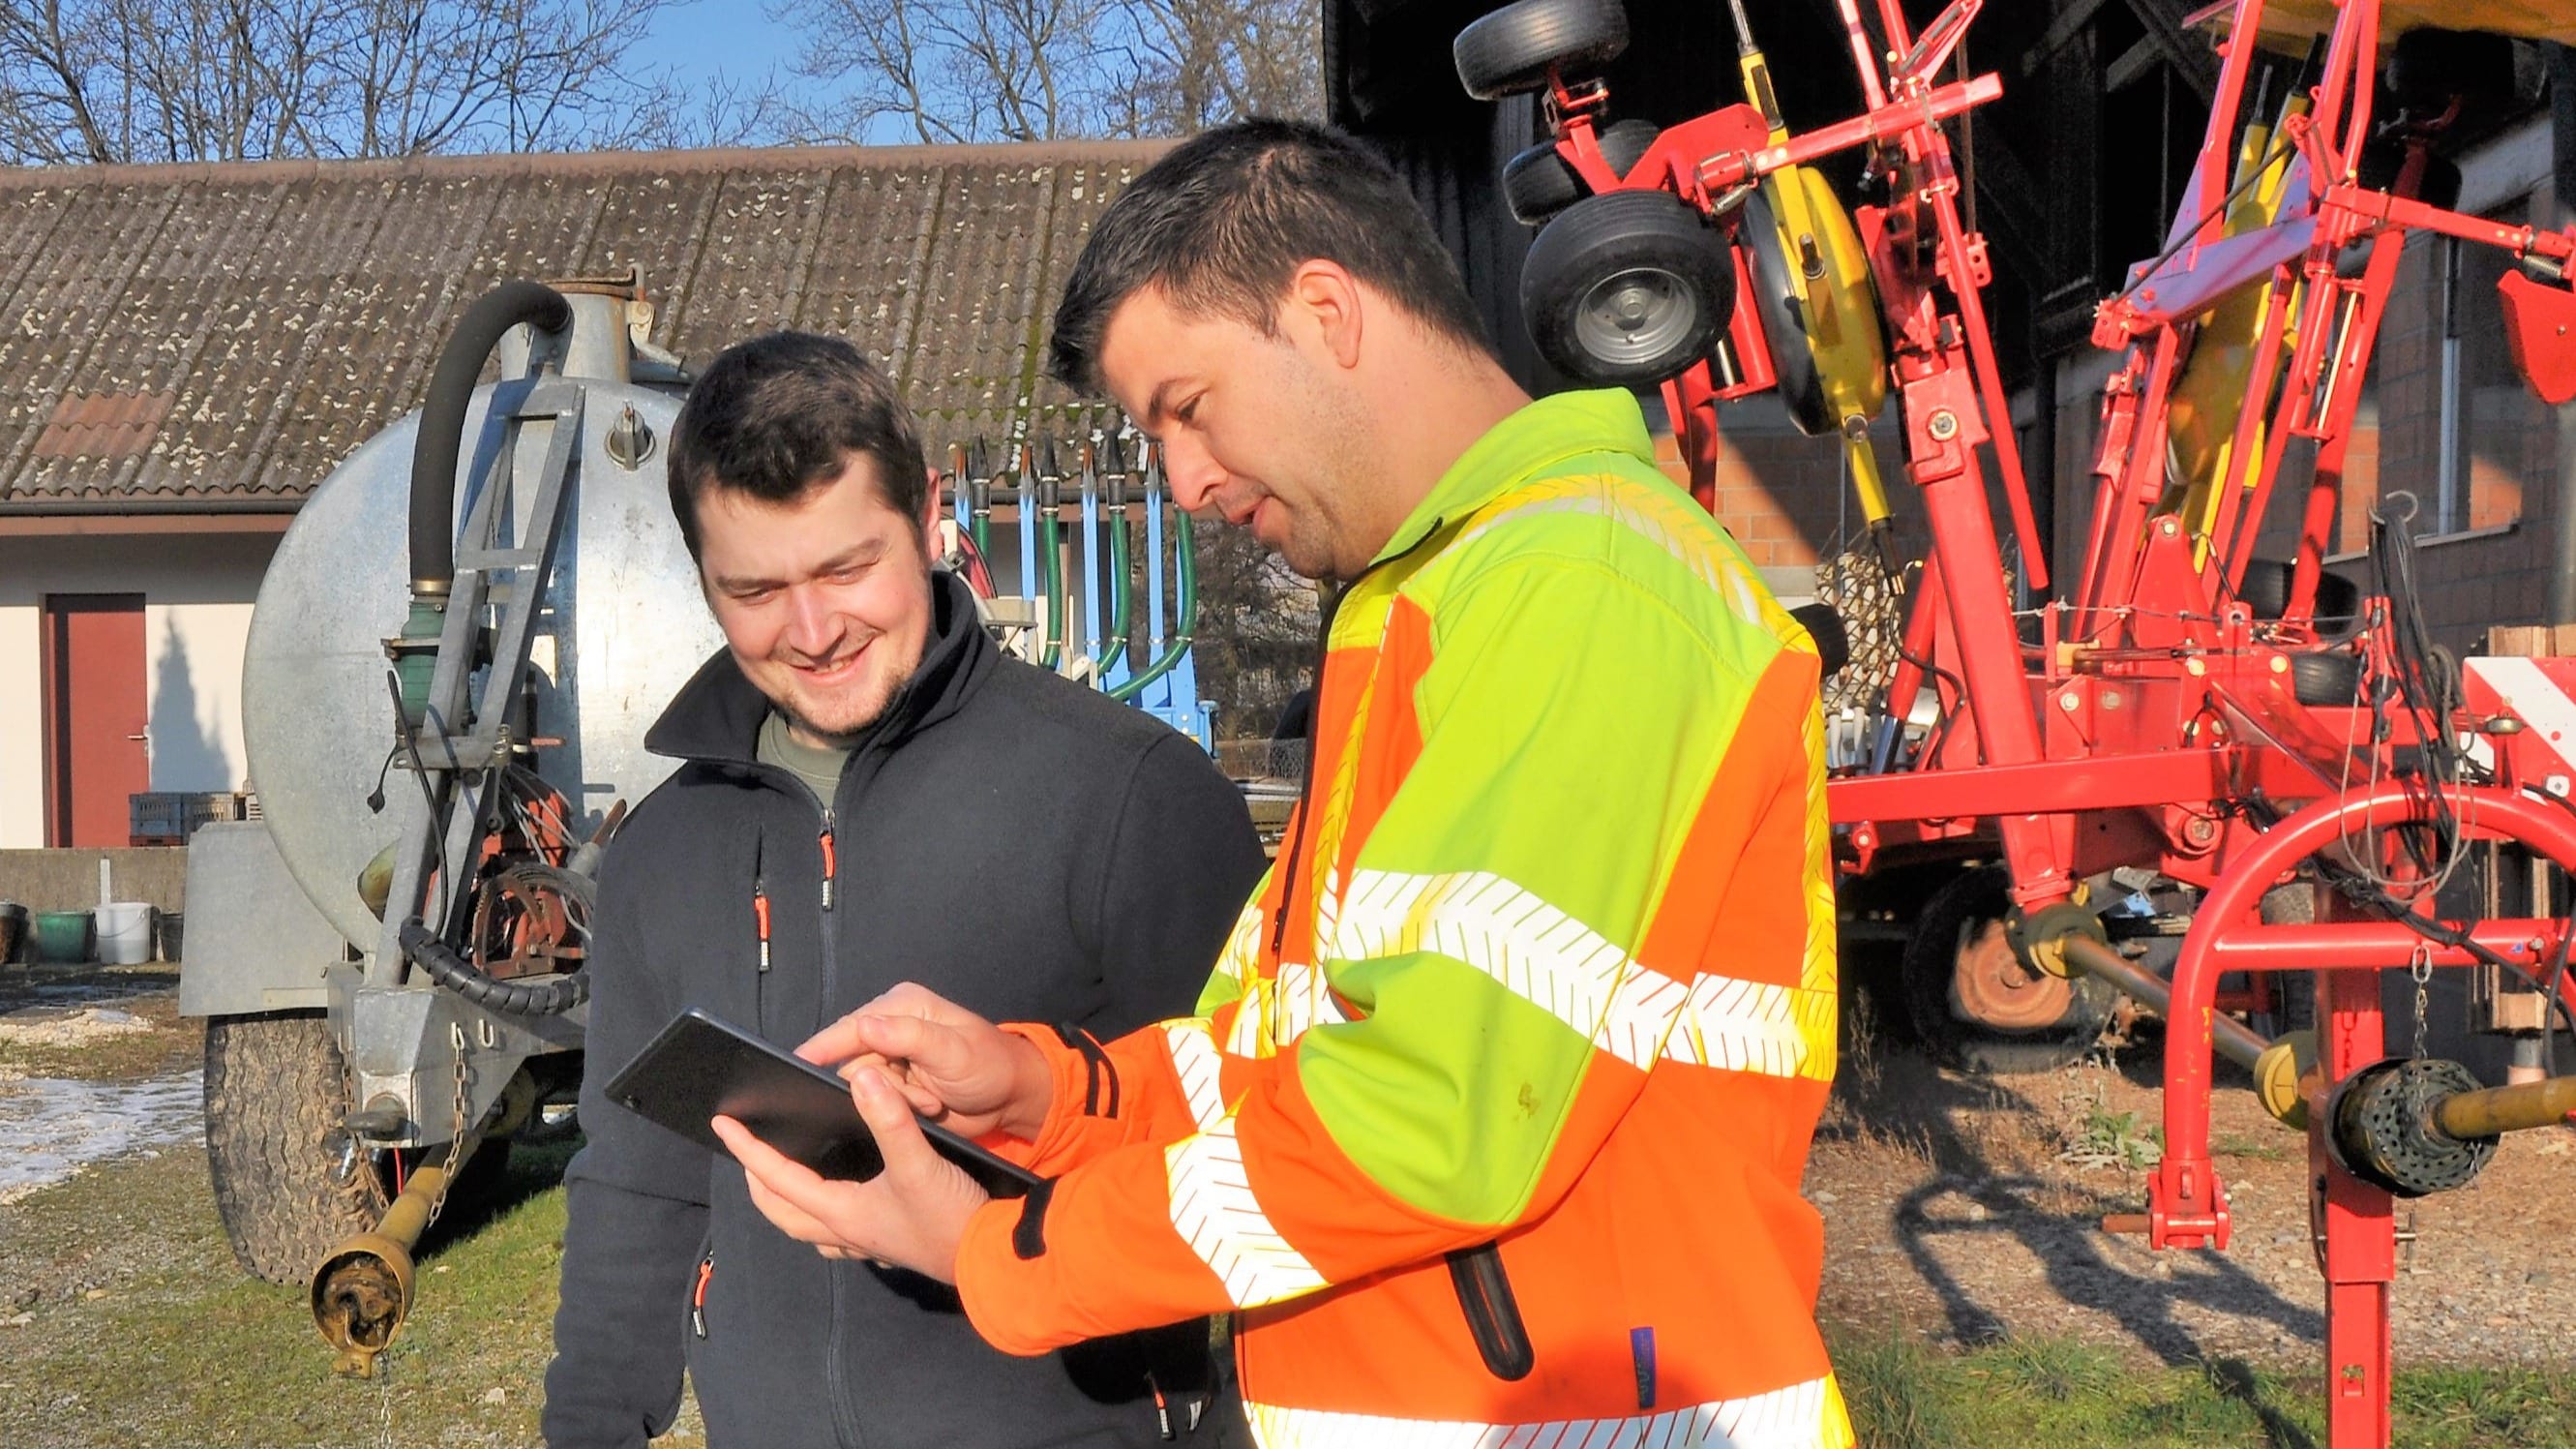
[1740,185,1833,436]
[1453,0,1629,101]
[2235,558,2360,629]
[1503,141,1584,226]
[1521,189,1733,386]
[1902,866,2112,1075]
[2290,650,2367,708]
[1599,118,1659,180]
[2385,28,2530,112]
[204,1011,389,1283]
[2356,136,2464,213]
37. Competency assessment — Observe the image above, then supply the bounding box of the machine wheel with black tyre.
[206,1011,390,1283]
[205,1010,513,1283]
[2235,558,2361,627]
[1521,189,1733,386]
[2290,650,2366,707]
[1902,866,2112,1074]
[1453,0,1629,101]
[1741,186,1830,435]
[1598,119,1657,180]
[1503,142,1584,226]
[2356,136,2464,213]
[2385,28,2526,112]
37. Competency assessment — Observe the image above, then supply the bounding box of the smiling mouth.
[792,642,870,682]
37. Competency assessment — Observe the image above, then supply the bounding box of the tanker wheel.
[205,1011,513,1283]
[1902,866,2112,1074]
[206,1011,391,1283]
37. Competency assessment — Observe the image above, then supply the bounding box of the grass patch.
[4,1116,2568,1449]
[2213,1132,2295,1163]
[0,1137,668,1449]
[1828,1330,2576,1448]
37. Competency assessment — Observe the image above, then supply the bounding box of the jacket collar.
[1367,388,1658,567]
[645,568,993,770]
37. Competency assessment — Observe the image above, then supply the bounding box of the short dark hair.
[1048,119,1493,394]
[666,331,928,559]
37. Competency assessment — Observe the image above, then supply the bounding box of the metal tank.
[242,350,720,948]
[181,280,727,1344]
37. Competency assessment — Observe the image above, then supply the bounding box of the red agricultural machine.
[1453,0,2576,1441]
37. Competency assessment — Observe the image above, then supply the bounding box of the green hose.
[1109,511,1195,702]
[1100,486,1132,673]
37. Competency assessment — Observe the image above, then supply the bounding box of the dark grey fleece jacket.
[543,573,1267,1448]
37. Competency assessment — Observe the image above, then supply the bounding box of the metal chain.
[2410,941,2436,1061]
[430,1021,471,1230]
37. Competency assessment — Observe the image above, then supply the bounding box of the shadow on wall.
[149,622,230,792]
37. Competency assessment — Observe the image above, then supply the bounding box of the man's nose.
[783,584,841,657]
[1159,437,1225,513]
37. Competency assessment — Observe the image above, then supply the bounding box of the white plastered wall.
[0,531,279,848]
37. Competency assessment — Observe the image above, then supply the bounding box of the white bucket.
[94,903,157,966]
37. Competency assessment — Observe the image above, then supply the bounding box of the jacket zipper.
[816,798,860,1448]
[1271,530,1437,957]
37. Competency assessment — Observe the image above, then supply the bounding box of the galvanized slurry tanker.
[179,277,1215,1375]
[179,277,723,1374]
[1455,0,2576,1442]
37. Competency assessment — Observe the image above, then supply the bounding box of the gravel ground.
[1808,1034,2576,1371]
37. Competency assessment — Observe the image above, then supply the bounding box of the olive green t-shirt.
[757,710,851,808]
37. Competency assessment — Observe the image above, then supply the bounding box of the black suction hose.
[398,919,588,1016]
[410,282,573,597]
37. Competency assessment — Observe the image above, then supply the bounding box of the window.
[2434,200,2545,536]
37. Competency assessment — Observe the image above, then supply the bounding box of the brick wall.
[1648,393,1934,574]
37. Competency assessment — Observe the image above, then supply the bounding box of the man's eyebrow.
[709,541,882,594]
[1143,378,1181,431]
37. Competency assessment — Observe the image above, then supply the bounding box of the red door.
[41,593,147,847]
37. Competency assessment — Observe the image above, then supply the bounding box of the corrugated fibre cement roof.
[0,139,1172,510]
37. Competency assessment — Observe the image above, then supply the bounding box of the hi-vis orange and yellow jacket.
[954,389,1853,1448]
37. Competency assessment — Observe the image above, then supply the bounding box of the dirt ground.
[4,960,2573,1445]
[1813,997,2576,1372]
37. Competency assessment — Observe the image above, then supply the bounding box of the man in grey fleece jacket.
[542,332,1265,1447]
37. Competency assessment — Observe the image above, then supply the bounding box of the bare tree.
[0,0,713,165]
[775,0,1317,144]
[1188,515,1322,749]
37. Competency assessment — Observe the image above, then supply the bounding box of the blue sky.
[637,2,803,91]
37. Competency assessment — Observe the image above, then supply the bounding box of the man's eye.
[1176,396,1201,424]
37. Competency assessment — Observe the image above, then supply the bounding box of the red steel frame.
[1521,0,2576,1442]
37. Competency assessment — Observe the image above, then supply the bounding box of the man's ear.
[1286,259,1364,370]
[920,465,944,553]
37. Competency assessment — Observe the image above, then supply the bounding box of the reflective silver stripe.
[1243,1373,1849,1449]
[1163,1020,1227,1132]
[1325,868,1669,1067]
[1664,972,1836,1083]
[1322,867,1825,1081]
[1163,1117,1328,1308]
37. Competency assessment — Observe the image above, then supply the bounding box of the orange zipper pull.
[819,826,837,912]
[753,885,771,973]
[692,1252,714,1338]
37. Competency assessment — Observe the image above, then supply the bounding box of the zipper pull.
[819,812,838,912]
[1147,1372,1173,1439]
[753,884,771,973]
[692,1251,714,1339]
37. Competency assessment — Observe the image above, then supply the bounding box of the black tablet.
[603,1007,1043,1199]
